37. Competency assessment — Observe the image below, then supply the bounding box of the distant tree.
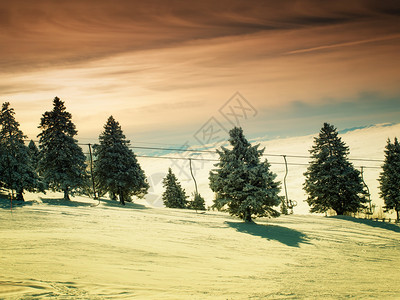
[379,138,400,222]
[27,140,40,170]
[0,102,43,200]
[188,192,206,211]
[304,123,367,215]
[209,127,281,222]
[280,199,288,215]
[162,168,188,208]
[93,116,149,205]
[38,97,87,200]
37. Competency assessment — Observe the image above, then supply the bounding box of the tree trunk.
[119,191,125,206]
[397,210,399,222]
[244,208,252,223]
[109,191,116,201]
[63,187,70,200]
[16,188,24,201]
[335,208,344,216]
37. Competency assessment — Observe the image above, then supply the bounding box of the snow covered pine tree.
[209,127,281,222]
[27,140,40,171]
[162,168,188,208]
[188,192,206,211]
[38,97,87,200]
[379,137,400,222]
[93,116,149,205]
[304,123,367,215]
[0,102,43,200]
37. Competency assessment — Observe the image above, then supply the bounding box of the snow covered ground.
[1,195,399,299]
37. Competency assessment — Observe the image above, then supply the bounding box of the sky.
[1,0,400,148]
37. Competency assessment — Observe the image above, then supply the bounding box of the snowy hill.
[1,196,399,299]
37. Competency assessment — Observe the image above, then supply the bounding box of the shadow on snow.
[332,215,400,233]
[0,191,149,210]
[39,197,93,207]
[0,194,35,209]
[96,197,149,210]
[226,221,309,247]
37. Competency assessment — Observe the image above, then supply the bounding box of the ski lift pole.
[189,158,198,194]
[282,155,293,214]
[9,191,13,214]
[6,148,14,213]
[88,144,97,200]
[361,166,372,216]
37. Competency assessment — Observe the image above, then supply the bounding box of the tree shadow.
[99,198,149,210]
[39,197,93,207]
[0,198,35,210]
[0,192,38,209]
[226,221,309,247]
[332,216,400,233]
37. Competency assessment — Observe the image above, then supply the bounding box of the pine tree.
[38,97,87,200]
[93,116,149,205]
[209,127,281,222]
[379,138,400,221]
[27,140,40,171]
[280,199,288,215]
[162,168,188,208]
[188,192,206,211]
[304,123,367,215]
[0,102,43,200]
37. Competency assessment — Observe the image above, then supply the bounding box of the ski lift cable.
[24,139,384,163]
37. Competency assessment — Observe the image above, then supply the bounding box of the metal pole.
[88,144,97,199]
[361,166,372,216]
[189,158,198,194]
[282,155,292,214]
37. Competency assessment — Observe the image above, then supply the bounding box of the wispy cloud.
[0,0,399,144]
[286,34,400,55]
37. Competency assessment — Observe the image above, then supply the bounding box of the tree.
[304,123,367,215]
[27,140,40,171]
[162,168,188,208]
[188,192,206,211]
[38,97,87,200]
[93,116,149,205]
[379,138,400,221]
[209,127,281,222]
[0,102,43,200]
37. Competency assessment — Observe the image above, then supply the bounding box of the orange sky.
[1,0,399,145]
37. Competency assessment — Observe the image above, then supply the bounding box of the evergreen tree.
[162,168,188,208]
[188,192,206,211]
[0,102,43,200]
[209,127,281,222]
[93,116,149,205]
[280,199,288,215]
[38,97,87,200]
[27,140,40,171]
[304,123,367,215]
[379,138,400,221]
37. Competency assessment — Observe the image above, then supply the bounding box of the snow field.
[1,195,399,299]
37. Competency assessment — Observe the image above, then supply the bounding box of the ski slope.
[1,195,399,299]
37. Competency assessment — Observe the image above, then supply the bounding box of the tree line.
[0,97,399,221]
[0,98,205,210]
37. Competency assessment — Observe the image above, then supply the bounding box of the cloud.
[248,92,400,140]
[1,0,400,145]
[1,0,400,71]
